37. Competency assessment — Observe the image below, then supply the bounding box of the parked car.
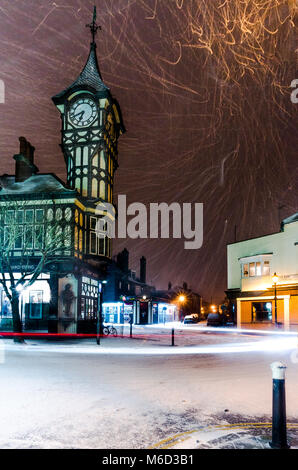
[183,313,200,324]
[207,312,227,326]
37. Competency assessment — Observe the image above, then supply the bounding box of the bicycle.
[102,324,118,336]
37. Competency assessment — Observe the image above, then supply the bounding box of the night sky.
[0,0,297,302]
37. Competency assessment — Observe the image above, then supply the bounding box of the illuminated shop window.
[29,291,43,319]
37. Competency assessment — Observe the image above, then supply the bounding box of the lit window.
[256,262,262,276]
[56,208,63,221]
[47,208,53,221]
[249,263,256,277]
[263,261,270,276]
[64,226,71,248]
[65,207,72,222]
[243,264,249,278]
[29,291,43,319]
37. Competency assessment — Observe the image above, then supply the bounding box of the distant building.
[102,249,178,325]
[226,214,298,329]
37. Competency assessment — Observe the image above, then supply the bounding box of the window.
[65,207,72,222]
[56,208,63,221]
[1,291,12,318]
[47,208,54,221]
[249,263,256,277]
[5,210,14,224]
[34,226,44,249]
[64,226,72,248]
[29,291,43,319]
[25,209,34,223]
[90,232,97,255]
[80,277,100,320]
[242,259,271,278]
[17,210,24,224]
[14,226,23,249]
[35,209,44,223]
[90,217,97,230]
[263,261,270,276]
[243,264,249,278]
[25,226,33,249]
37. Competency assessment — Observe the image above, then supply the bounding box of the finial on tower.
[86,6,101,44]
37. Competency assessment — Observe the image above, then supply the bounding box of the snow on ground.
[0,326,298,449]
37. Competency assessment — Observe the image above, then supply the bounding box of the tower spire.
[86,6,101,44]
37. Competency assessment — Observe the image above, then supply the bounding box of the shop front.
[0,273,102,334]
[152,302,177,324]
[0,274,51,332]
[102,301,135,324]
[236,293,297,329]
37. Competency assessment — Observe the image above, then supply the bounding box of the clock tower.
[52,7,125,260]
[52,7,125,203]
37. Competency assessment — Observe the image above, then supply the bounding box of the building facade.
[0,11,181,332]
[0,12,125,334]
[226,214,298,329]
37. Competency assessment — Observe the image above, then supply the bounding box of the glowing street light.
[272,273,279,326]
[178,295,185,303]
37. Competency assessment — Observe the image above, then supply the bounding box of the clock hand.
[73,110,85,120]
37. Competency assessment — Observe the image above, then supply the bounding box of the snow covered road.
[0,330,298,449]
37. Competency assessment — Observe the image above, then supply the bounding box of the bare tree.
[0,199,73,341]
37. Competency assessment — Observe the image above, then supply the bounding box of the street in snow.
[0,326,298,449]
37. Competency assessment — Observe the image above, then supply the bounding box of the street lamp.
[97,280,108,344]
[272,273,278,326]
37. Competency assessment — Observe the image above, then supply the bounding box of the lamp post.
[272,273,278,326]
[97,280,107,345]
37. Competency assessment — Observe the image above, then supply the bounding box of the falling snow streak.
[0,0,297,302]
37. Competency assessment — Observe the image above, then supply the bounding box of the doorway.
[139,302,148,324]
[252,302,272,323]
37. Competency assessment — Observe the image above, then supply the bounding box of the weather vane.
[86,6,101,43]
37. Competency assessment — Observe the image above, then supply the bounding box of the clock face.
[69,97,97,127]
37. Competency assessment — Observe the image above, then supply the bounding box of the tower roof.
[52,42,109,103]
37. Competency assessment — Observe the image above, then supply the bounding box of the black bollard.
[270,362,290,449]
[172,328,175,347]
[96,316,100,345]
[130,321,133,339]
